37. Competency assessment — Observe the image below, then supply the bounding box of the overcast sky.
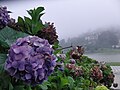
[1,0,120,40]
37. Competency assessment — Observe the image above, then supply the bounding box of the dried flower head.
[37,22,58,44]
[90,66,103,81]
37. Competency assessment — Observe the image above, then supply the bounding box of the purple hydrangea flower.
[0,6,11,27]
[5,36,57,85]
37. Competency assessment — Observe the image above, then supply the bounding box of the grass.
[87,48,120,54]
[106,62,120,66]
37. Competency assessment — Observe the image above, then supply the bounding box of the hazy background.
[1,0,120,40]
[1,1,120,87]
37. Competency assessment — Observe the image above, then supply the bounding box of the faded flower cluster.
[5,36,56,85]
[37,22,58,45]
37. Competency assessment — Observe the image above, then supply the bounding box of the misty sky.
[1,0,120,40]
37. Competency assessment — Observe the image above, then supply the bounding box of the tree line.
[60,27,120,53]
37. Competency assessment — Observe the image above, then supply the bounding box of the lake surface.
[85,53,120,62]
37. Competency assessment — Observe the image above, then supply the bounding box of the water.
[85,53,120,62]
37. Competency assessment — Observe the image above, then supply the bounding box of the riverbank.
[85,48,120,54]
[107,62,120,66]
[85,52,120,62]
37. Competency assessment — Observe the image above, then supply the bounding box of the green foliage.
[17,7,44,35]
[13,85,25,90]
[0,54,7,73]
[0,27,28,49]
[95,85,109,90]
[0,27,29,90]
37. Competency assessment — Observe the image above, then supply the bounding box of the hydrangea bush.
[0,6,118,90]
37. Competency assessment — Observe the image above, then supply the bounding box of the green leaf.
[18,16,25,26]
[39,81,51,90]
[75,87,83,90]
[67,76,75,90]
[27,10,34,18]
[84,80,90,86]
[27,7,44,23]
[0,27,28,47]
[19,7,45,35]
[13,85,25,90]
[9,82,13,90]
[36,7,44,15]
[0,54,7,73]
[60,77,69,87]
[35,7,44,21]
[24,16,32,26]
[38,13,45,22]
[68,76,74,83]
[32,22,44,34]
[40,84,48,90]
[26,85,32,90]
[0,54,7,64]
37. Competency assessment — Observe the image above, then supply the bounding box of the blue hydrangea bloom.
[5,36,57,85]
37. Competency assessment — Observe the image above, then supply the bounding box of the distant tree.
[96,30,119,48]
[60,39,66,47]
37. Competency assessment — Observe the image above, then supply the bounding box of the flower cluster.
[90,66,103,81]
[56,54,66,71]
[70,46,84,59]
[0,6,12,29]
[5,36,56,85]
[66,63,84,77]
[37,22,58,45]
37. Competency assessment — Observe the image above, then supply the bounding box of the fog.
[1,0,120,40]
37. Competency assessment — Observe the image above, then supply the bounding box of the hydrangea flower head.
[37,22,58,45]
[0,6,12,29]
[5,36,56,85]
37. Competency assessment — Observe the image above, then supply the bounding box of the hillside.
[60,27,120,53]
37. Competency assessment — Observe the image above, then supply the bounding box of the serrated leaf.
[0,27,28,47]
